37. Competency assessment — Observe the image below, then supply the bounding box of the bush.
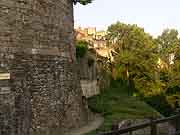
[143,94,174,116]
[76,40,88,59]
[166,86,180,95]
[88,56,95,67]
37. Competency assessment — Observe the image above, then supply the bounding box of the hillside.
[86,81,161,134]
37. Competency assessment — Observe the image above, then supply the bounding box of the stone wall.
[81,80,99,98]
[0,0,88,135]
[78,54,100,98]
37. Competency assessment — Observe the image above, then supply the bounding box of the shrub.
[76,40,88,59]
[88,56,95,67]
[143,94,174,116]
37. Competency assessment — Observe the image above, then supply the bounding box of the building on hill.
[94,40,107,49]
[0,1,89,135]
[75,27,116,62]
[75,27,107,49]
[87,27,96,36]
[95,31,107,40]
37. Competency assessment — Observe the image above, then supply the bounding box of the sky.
[74,0,180,37]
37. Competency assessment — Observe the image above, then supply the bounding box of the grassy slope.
[86,81,160,135]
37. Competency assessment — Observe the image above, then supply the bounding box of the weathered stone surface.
[77,54,100,98]
[0,0,88,135]
[80,80,99,98]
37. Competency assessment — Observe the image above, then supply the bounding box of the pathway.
[64,115,104,135]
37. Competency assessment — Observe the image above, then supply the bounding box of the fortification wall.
[0,0,88,135]
[77,54,100,98]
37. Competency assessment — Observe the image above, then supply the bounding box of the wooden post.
[129,131,133,135]
[128,121,132,135]
[150,117,157,135]
[111,121,119,135]
[175,114,180,132]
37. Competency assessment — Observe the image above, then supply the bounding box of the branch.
[73,0,93,5]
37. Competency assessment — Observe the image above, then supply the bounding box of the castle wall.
[0,0,88,134]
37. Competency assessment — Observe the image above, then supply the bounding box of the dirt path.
[64,116,104,135]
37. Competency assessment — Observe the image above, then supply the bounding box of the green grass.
[86,81,160,135]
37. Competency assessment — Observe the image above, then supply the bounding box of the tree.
[157,29,179,65]
[155,29,180,112]
[168,45,180,89]
[73,0,93,5]
[107,22,163,96]
[156,29,180,90]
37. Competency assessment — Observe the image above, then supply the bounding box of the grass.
[86,81,160,135]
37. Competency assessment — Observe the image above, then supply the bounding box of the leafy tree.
[155,29,180,113]
[73,0,93,5]
[107,22,162,96]
[156,29,180,92]
[169,46,180,89]
[157,29,179,65]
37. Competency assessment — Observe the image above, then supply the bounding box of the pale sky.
[74,0,180,37]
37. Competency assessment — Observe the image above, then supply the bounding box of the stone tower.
[0,0,88,135]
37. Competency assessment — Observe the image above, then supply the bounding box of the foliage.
[76,40,88,59]
[88,56,95,67]
[87,80,159,134]
[107,22,161,96]
[155,29,179,92]
[105,23,180,117]
[156,29,179,64]
[169,61,180,88]
[143,94,173,116]
[168,46,180,88]
[73,0,93,5]
[154,29,180,114]
[95,52,112,89]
